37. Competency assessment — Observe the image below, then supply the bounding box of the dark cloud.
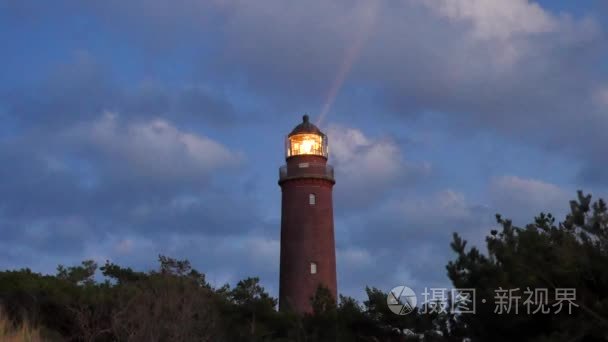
[0,104,255,277]
[50,0,608,179]
[333,174,579,296]
[1,54,241,131]
[2,54,116,129]
[331,188,495,296]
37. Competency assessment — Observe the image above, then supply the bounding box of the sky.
[1,0,608,300]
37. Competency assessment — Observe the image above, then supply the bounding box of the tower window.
[310,262,317,274]
[309,193,316,205]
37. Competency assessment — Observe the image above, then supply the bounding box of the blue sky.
[1,0,608,299]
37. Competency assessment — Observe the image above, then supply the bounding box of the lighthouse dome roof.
[288,115,324,137]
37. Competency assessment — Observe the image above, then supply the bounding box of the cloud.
[0,111,257,274]
[335,176,572,296]
[76,112,242,183]
[195,0,607,177]
[328,126,431,210]
[332,189,494,296]
[399,190,472,222]
[426,0,558,40]
[375,190,492,244]
[6,2,606,170]
[1,54,240,130]
[489,175,569,222]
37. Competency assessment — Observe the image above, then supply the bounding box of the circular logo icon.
[387,286,417,315]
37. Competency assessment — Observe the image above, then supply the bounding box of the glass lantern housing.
[286,133,328,158]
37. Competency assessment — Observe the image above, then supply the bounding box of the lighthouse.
[278,114,337,313]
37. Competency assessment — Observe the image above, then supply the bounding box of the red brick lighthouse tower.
[278,114,337,313]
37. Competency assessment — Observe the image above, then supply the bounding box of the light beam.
[317,1,380,127]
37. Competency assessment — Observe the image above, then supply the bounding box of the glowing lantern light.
[285,115,328,158]
[300,139,315,154]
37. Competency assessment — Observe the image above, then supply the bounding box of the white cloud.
[329,126,403,181]
[395,190,474,224]
[489,175,569,221]
[432,0,600,72]
[76,112,242,181]
[425,0,558,40]
[327,125,431,209]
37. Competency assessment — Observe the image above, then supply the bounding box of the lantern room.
[285,115,328,158]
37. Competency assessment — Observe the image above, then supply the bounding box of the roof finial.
[303,114,309,123]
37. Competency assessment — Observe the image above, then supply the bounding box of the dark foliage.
[0,256,435,341]
[447,191,608,341]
